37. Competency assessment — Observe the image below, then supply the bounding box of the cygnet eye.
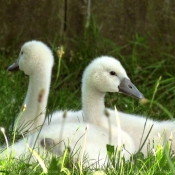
[21,51,24,55]
[110,71,116,76]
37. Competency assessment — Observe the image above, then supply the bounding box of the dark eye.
[110,71,116,76]
[21,51,23,55]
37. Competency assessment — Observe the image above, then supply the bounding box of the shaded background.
[0,0,175,56]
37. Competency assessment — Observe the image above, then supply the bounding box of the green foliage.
[0,17,175,174]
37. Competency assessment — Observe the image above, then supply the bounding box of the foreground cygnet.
[48,56,143,148]
[49,56,143,128]
[49,56,175,156]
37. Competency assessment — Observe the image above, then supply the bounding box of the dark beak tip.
[7,62,19,72]
[7,65,13,71]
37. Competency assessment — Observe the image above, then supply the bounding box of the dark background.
[1,0,175,57]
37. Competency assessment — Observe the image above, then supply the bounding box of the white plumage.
[8,40,54,134]
[3,41,135,167]
[50,56,175,156]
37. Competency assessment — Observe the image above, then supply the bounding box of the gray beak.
[118,78,144,99]
[7,60,19,72]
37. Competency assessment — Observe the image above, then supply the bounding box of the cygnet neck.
[19,68,51,133]
[82,84,106,126]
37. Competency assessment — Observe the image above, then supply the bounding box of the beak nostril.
[119,78,143,99]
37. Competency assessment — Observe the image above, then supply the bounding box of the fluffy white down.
[49,56,175,156]
[51,110,175,155]
[3,42,135,167]
[8,40,54,134]
[1,122,135,167]
[115,111,175,154]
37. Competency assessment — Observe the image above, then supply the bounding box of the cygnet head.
[82,56,143,99]
[8,40,54,75]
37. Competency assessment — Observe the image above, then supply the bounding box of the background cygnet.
[8,40,54,134]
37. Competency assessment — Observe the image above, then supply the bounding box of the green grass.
[0,22,175,174]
